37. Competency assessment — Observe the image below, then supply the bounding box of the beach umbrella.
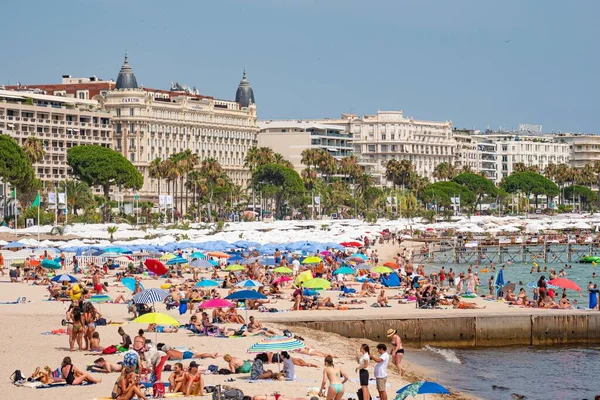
[395,381,450,400]
[224,264,245,271]
[166,256,188,265]
[272,266,293,274]
[348,256,367,263]
[207,251,231,259]
[495,268,505,298]
[189,259,213,268]
[355,263,371,270]
[190,251,206,259]
[373,266,393,274]
[133,288,169,304]
[302,256,322,264]
[248,336,305,353]
[228,254,244,262]
[294,270,314,286]
[241,257,261,265]
[101,252,121,258]
[333,266,356,275]
[41,259,61,269]
[195,280,220,288]
[29,259,41,267]
[88,294,112,303]
[51,274,78,283]
[159,253,176,261]
[548,278,581,291]
[134,312,179,326]
[340,241,362,247]
[102,247,131,254]
[260,257,278,266]
[383,262,399,269]
[208,259,219,266]
[302,278,331,290]
[115,255,133,262]
[199,298,234,309]
[122,277,144,292]
[273,276,293,284]
[226,290,268,301]
[236,279,262,288]
[144,259,168,276]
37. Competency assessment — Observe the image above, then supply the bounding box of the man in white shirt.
[291,256,300,275]
[370,343,389,400]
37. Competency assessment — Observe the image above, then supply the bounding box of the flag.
[48,193,56,204]
[31,193,40,209]
[10,188,16,199]
[58,192,66,205]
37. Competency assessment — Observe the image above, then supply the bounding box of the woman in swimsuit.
[133,329,146,352]
[70,306,84,351]
[319,355,348,400]
[387,328,404,375]
[83,302,101,351]
[60,356,101,386]
[112,367,147,400]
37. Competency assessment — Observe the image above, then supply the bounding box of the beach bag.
[96,318,107,326]
[357,388,371,400]
[207,365,219,374]
[212,385,244,400]
[179,302,187,315]
[153,381,165,398]
[102,345,117,354]
[218,368,231,375]
[10,370,24,384]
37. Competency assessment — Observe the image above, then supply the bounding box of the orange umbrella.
[29,259,41,267]
[207,251,231,259]
[383,262,399,269]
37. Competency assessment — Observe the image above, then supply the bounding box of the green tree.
[433,162,458,181]
[67,145,143,222]
[59,180,94,216]
[22,137,46,164]
[107,225,118,242]
[564,185,597,210]
[149,157,164,211]
[199,158,226,221]
[453,172,497,211]
[500,171,559,209]
[252,163,305,218]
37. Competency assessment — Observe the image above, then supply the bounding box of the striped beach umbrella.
[133,288,169,304]
[248,336,305,353]
[51,274,78,283]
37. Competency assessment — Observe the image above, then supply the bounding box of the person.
[168,363,186,393]
[184,361,204,396]
[118,327,132,351]
[0,253,4,276]
[537,276,547,306]
[377,289,389,307]
[589,284,599,310]
[224,354,252,374]
[9,266,19,282]
[355,344,370,400]
[386,328,403,375]
[90,357,123,373]
[293,346,333,358]
[247,316,278,336]
[60,356,101,386]
[92,271,103,294]
[83,302,101,350]
[370,344,389,400]
[319,355,348,400]
[112,367,148,400]
[133,329,146,352]
[292,256,300,275]
[250,356,275,380]
[281,351,296,381]
[90,331,104,352]
[144,342,168,381]
[69,306,84,351]
[147,323,178,333]
[451,296,485,309]
[157,343,217,360]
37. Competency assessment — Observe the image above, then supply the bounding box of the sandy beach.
[0,240,470,400]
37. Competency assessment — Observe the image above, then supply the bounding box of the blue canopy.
[232,240,261,249]
[225,290,267,301]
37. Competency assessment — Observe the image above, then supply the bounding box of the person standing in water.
[387,329,404,375]
[319,355,348,400]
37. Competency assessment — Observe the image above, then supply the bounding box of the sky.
[0,0,598,133]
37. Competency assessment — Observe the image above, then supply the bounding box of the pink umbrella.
[198,298,235,309]
[273,276,292,284]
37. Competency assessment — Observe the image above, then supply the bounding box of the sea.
[410,257,600,400]
[409,345,600,400]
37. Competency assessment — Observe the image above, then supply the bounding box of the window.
[381,134,386,140]
[502,145,507,151]
[116,108,121,117]
[129,138,135,148]
[502,163,508,171]
[129,123,134,133]
[116,124,121,134]
[130,108,134,116]
[391,134,395,140]
[130,153,135,162]
[381,145,388,152]
[502,155,508,162]
[391,145,396,152]
[368,145,376,153]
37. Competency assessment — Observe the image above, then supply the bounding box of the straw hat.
[386,329,396,337]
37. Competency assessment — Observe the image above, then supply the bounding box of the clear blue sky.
[1,0,598,133]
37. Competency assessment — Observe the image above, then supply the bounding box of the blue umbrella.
[195,279,220,287]
[190,252,205,259]
[235,279,262,288]
[333,266,356,275]
[166,257,188,265]
[189,259,213,268]
[102,247,132,254]
[133,288,169,304]
[208,259,219,266]
[2,241,25,249]
[495,268,505,298]
[51,274,78,283]
[395,381,450,399]
[228,254,244,262]
[122,277,144,292]
[41,259,61,269]
[225,290,267,301]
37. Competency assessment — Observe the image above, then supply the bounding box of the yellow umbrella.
[373,266,393,274]
[159,253,176,261]
[224,264,245,271]
[294,270,313,286]
[133,312,179,326]
[302,256,322,264]
[273,266,293,274]
[302,278,331,290]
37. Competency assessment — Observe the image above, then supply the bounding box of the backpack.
[10,370,25,384]
[102,345,117,354]
[212,385,244,400]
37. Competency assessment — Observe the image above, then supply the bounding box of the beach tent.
[381,273,401,287]
[294,270,313,286]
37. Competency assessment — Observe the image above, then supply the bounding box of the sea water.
[408,345,600,400]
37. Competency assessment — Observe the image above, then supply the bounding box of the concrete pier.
[270,311,600,348]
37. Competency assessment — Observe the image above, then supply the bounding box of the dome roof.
[115,54,138,90]
[235,70,255,108]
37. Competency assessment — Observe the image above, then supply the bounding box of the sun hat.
[386,329,397,337]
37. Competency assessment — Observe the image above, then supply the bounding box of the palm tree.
[554,163,570,205]
[338,156,361,180]
[22,137,46,164]
[149,157,163,211]
[317,151,336,181]
[513,162,528,173]
[459,165,474,174]
[385,160,400,189]
[178,149,199,214]
[577,164,596,187]
[59,180,93,216]
[160,159,178,219]
[301,148,322,189]
[200,158,224,221]
[433,162,457,181]
[397,160,415,189]
[107,225,118,242]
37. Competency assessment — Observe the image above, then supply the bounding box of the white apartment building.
[257,120,353,173]
[556,133,600,168]
[453,129,480,173]
[0,89,112,185]
[475,132,570,182]
[317,111,455,185]
[102,56,259,202]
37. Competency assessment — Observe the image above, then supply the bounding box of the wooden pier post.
[543,238,548,263]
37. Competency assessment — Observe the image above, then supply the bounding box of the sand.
[0,241,482,400]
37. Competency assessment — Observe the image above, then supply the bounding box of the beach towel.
[41,329,68,335]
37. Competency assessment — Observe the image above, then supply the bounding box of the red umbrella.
[383,262,399,269]
[548,278,581,291]
[144,259,168,276]
[340,241,362,248]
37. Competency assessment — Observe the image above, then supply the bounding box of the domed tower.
[115,54,138,90]
[235,70,255,108]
